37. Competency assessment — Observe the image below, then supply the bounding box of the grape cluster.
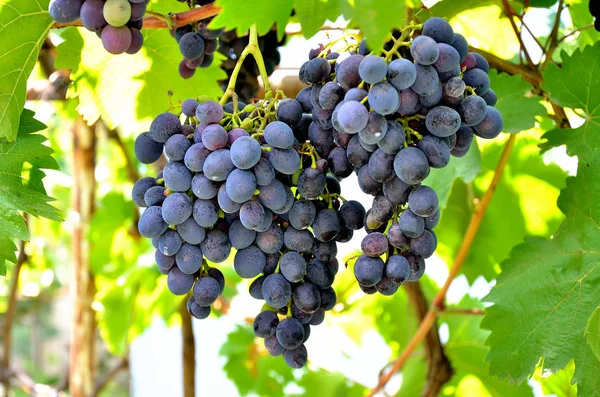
[170,1,223,79]
[589,0,600,31]
[48,0,147,55]
[295,16,503,295]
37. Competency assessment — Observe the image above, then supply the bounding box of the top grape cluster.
[131,16,504,369]
[48,0,147,55]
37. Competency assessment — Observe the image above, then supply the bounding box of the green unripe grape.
[103,0,131,27]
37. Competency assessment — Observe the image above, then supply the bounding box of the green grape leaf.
[0,0,53,141]
[516,0,557,7]
[489,70,546,133]
[566,0,600,50]
[0,109,61,276]
[536,363,578,397]
[294,0,341,39]
[341,0,406,50]
[55,27,225,135]
[292,370,365,397]
[585,307,600,361]
[482,43,600,396]
[426,0,500,21]
[424,141,481,210]
[210,0,294,39]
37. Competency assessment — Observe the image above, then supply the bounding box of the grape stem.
[220,25,272,106]
[145,11,175,29]
[367,134,517,397]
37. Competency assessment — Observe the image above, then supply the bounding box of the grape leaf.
[0,109,61,275]
[341,0,407,50]
[585,307,600,361]
[482,43,600,395]
[210,0,294,39]
[0,0,53,141]
[55,27,225,135]
[294,0,341,39]
[566,0,600,50]
[489,70,546,133]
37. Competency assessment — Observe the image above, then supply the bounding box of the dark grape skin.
[338,200,366,230]
[200,230,231,263]
[193,276,221,307]
[336,54,364,90]
[80,0,106,31]
[234,246,266,278]
[265,335,285,356]
[312,209,341,242]
[162,192,193,226]
[264,121,295,149]
[359,112,388,145]
[297,168,326,199]
[410,229,438,258]
[296,87,313,113]
[462,69,491,96]
[354,255,385,287]
[240,200,266,230]
[288,200,317,230]
[433,43,460,73]
[303,57,331,84]
[319,81,344,110]
[277,98,303,126]
[283,227,314,253]
[417,135,450,168]
[262,273,292,309]
[346,135,371,169]
[306,259,335,289]
[269,148,301,175]
[451,33,469,63]
[411,64,440,96]
[158,229,182,257]
[49,0,83,23]
[132,177,157,207]
[228,219,256,249]
[255,224,284,254]
[101,25,133,55]
[399,209,425,238]
[361,232,389,257]
[394,147,430,185]
[482,89,498,106]
[254,311,279,338]
[309,308,325,325]
[408,186,439,217]
[386,255,411,284]
[474,106,503,139]
[425,106,461,138]
[292,283,322,314]
[249,276,265,300]
[368,149,396,183]
[177,217,206,245]
[377,121,405,155]
[280,251,307,283]
[357,165,382,196]
[410,35,440,65]
[387,223,411,250]
[383,177,410,206]
[167,267,195,296]
[134,132,163,164]
[422,17,455,44]
[276,318,305,350]
[358,55,388,84]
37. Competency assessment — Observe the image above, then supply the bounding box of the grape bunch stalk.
[48,0,148,55]
[131,17,504,369]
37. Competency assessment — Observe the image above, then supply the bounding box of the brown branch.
[91,356,129,397]
[1,224,28,393]
[542,0,566,71]
[51,4,221,30]
[439,308,485,316]
[403,283,454,397]
[500,0,535,66]
[367,134,517,397]
[180,299,196,397]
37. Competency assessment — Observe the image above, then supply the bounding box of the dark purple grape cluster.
[48,0,147,55]
[296,16,503,296]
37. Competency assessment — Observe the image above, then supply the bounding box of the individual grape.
[138,206,168,238]
[254,311,279,338]
[201,124,227,151]
[398,88,420,114]
[132,177,157,207]
[228,128,250,146]
[408,186,439,217]
[203,149,235,181]
[179,32,205,61]
[49,0,83,23]
[419,80,443,107]
[174,243,202,274]
[234,246,266,278]
[308,122,335,157]
[370,195,394,223]
[369,82,400,115]
[358,113,388,145]
[276,318,305,350]
[269,148,300,175]
[358,55,387,84]
[382,177,409,206]
[225,169,257,203]
[451,33,469,63]
[156,250,175,274]
[417,135,450,168]
[367,148,395,183]
[181,99,199,117]
[149,113,181,143]
[394,147,430,185]
[303,57,331,84]
[345,87,368,102]
[375,122,404,156]
[280,251,307,283]
[385,255,411,283]
[192,199,218,228]
[193,276,220,307]
[361,232,389,257]
[80,0,107,31]
[228,220,256,249]
[284,227,314,253]
[354,255,384,287]
[309,308,325,325]
[101,25,132,55]
[272,188,295,215]
[217,184,242,214]
[265,335,285,356]
[337,54,364,90]
[297,168,326,199]
[443,134,457,151]
[134,132,163,164]
[357,165,382,196]
[387,59,417,91]
[184,143,210,172]
[126,28,144,55]
[167,267,194,295]
[187,298,211,320]
[458,95,488,126]
[375,277,399,296]
[320,288,337,311]
[196,101,224,124]
[190,174,217,200]
[258,180,287,211]
[240,201,265,230]
[327,147,352,178]
[253,158,276,186]
[313,241,337,262]
[399,209,425,238]
[410,35,440,65]
[474,106,503,139]
[306,260,335,288]
[262,273,292,309]
[345,135,370,169]
[422,17,455,44]
[263,253,280,275]
[481,88,498,106]
[406,254,426,282]
[424,210,441,230]
[318,82,343,110]
[256,224,284,254]
[277,99,303,126]
[200,230,231,263]
[158,229,182,257]
[387,223,410,250]
[433,43,460,72]
[425,106,461,137]
[312,209,340,242]
[296,87,313,113]
[163,162,192,192]
[163,134,190,162]
[292,304,314,324]
[103,0,131,27]
[410,229,437,258]
[287,201,315,233]
[249,276,265,300]
[471,52,490,72]
[142,186,165,208]
[411,64,440,96]
[177,217,206,245]
[265,121,295,149]
[338,200,366,230]
[293,283,321,314]
[453,126,474,152]
[462,69,490,96]
[312,106,334,130]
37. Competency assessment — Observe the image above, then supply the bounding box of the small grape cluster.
[589,0,600,31]
[295,16,503,295]
[48,0,147,55]
[171,1,223,79]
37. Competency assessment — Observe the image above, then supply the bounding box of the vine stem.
[367,133,516,397]
[51,3,221,29]
[220,25,272,105]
